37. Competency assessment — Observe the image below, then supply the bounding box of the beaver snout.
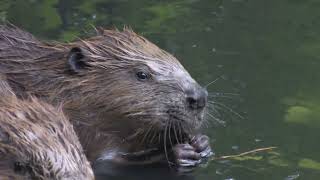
[185,86,208,110]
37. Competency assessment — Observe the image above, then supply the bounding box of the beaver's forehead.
[146,61,196,85]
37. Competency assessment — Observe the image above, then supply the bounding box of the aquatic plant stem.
[213,146,277,161]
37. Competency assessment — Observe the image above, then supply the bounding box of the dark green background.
[1,0,320,179]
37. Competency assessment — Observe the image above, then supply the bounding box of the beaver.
[0,24,213,171]
[0,76,94,180]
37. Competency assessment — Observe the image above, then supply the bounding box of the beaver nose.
[185,87,208,110]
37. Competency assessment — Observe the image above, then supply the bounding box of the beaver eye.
[136,71,150,81]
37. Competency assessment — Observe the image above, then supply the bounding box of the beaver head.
[65,29,208,151]
[0,26,208,160]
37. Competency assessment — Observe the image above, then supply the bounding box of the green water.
[1,0,320,179]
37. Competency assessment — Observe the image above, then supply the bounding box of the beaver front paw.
[172,134,213,173]
[173,144,201,167]
[190,134,213,158]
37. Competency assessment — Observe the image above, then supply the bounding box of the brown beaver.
[0,76,94,180]
[0,24,213,172]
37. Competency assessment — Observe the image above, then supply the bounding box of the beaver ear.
[67,47,89,73]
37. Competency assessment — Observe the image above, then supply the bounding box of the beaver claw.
[172,134,213,172]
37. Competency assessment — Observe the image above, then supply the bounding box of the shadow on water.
[94,162,195,180]
[2,0,320,179]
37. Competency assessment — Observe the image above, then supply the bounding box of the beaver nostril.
[186,96,197,109]
[185,88,208,110]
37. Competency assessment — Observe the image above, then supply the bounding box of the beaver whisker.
[168,120,174,149]
[173,120,180,144]
[169,115,188,124]
[158,131,162,145]
[208,101,243,119]
[177,121,183,143]
[125,128,145,145]
[206,103,230,126]
[125,111,167,117]
[149,124,159,145]
[206,112,226,126]
[163,120,171,167]
[202,117,210,129]
[208,94,238,99]
[207,103,222,118]
[167,109,190,119]
[126,106,187,116]
[204,77,221,88]
[208,92,240,97]
[140,122,155,146]
[168,116,193,142]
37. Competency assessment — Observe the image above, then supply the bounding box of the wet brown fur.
[0,76,94,180]
[0,25,205,162]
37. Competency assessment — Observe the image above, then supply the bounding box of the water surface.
[1,0,320,179]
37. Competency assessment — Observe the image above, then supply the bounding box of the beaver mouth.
[120,107,204,152]
[161,110,200,145]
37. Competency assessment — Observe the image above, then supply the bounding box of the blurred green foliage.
[1,0,320,179]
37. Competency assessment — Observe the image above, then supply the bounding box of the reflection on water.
[2,0,320,179]
[94,161,195,180]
